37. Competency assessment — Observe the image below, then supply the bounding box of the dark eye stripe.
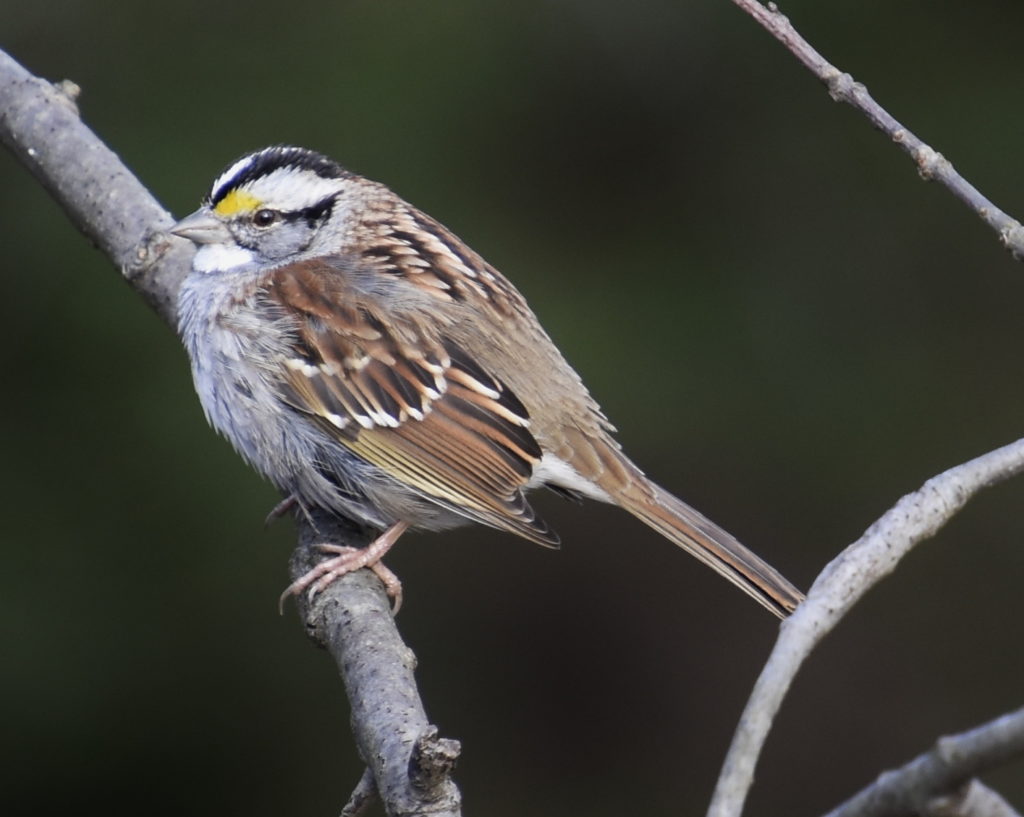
[250,196,336,231]
[288,195,336,227]
[272,199,336,231]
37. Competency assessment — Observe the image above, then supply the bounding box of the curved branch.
[823,707,1024,817]
[707,438,1024,817]
[730,0,1024,260]
[0,48,462,817]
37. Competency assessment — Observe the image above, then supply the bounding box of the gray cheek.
[248,222,318,262]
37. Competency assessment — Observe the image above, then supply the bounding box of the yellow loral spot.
[213,189,262,217]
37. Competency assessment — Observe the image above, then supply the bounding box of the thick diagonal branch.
[0,51,186,322]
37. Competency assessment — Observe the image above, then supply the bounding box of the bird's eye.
[252,209,278,228]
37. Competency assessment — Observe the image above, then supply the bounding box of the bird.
[170,145,803,617]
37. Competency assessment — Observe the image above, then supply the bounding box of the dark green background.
[4,2,1023,814]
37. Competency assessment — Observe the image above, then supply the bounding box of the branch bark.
[0,48,461,817]
[0,51,186,322]
[707,438,1024,817]
[293,512,462,817]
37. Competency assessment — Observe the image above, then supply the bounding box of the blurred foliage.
[3,1,1024,814]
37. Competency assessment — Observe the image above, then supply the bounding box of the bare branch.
[293,512,462,817]
[729,0,1024,259]
[707,438,1024,817]
[0,48,462,817]
[0,49,187,326]
[823,709,1024,817]
[702,6,1024,813]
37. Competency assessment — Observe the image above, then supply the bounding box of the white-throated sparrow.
[172,146,803,616]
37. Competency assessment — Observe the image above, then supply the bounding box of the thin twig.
[823,708,1024,817]
[707,438,1024,817]
[729,0,1024,259]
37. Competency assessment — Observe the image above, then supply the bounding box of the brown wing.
[263,261,558,546]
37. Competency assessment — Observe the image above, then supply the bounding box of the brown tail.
[619,482,804,618]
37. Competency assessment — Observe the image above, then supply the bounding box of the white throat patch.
[193,243,256,274]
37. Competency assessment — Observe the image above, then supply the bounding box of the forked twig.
[707,438,1024,817]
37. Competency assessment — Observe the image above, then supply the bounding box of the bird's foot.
[279,521,409,614]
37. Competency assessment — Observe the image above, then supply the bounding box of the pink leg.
[279,521,410,613]
[264,494,298,527]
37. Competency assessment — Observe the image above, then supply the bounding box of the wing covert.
[263,261,556,545]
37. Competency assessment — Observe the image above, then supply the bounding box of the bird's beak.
[169,208,231,245]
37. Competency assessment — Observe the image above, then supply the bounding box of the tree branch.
[293,512,462,817]
[823,708,1024,817]
[701,6,1024,814]
[0,47,461,817]
[0,49,186,324]
[707,438,1024,817]
[729,0,1024,260]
